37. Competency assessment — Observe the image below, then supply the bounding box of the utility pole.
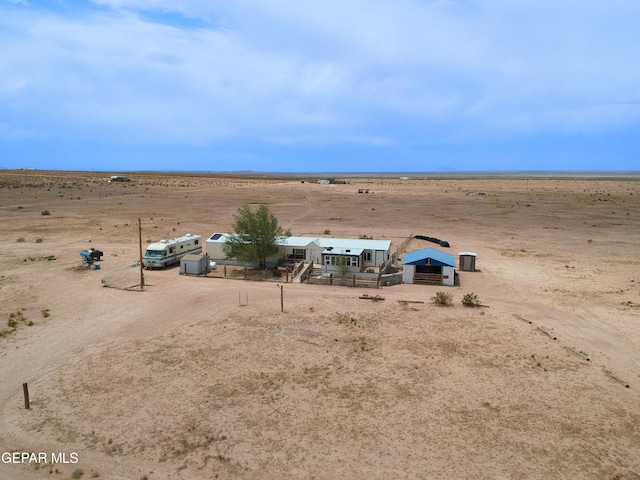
[276,284,283,312]
[138,217,145,290]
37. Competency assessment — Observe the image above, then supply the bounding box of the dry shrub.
[431,291,453,306]
[462,293,481,307]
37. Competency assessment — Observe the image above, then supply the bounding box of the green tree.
[336,256,350,276]
[223,204,290,269]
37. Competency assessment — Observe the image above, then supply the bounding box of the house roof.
[181,254,206,262]
[276,236,318,248]
[207,234,391,251]
[208,233,228,241]
[315,237,391,251]
[321,247,364,256]
[403,248,456,267]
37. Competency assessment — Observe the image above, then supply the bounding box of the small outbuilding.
[402,248,456,286]
[458,252,477,272]
[180,254,210,275]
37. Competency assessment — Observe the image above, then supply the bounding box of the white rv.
[143,234,202,269]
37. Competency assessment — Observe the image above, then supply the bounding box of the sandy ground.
[0,170,639,479]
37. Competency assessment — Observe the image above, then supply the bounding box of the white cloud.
[1,0,639,149]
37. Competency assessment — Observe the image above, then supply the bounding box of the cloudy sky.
[1,0,639,172]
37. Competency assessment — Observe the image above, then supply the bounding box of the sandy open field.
[1,170,639,480]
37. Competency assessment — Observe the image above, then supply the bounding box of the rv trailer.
[143,234,202,269]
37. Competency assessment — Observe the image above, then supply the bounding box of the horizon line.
[3,167,640,177]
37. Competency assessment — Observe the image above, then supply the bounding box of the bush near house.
[432,291,453,306]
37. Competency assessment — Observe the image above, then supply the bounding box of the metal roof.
[207,234,391,251]
[321,247,364,256]
[403,248,456,267]
[207,233,232,242]
[273,236,391,251]
[316,237,391,251]
[276,236,318,247]
[181,254,206,262]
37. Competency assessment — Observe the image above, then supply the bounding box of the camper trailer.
[143,234,202,269]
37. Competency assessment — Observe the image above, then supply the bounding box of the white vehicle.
[143,234,202,269]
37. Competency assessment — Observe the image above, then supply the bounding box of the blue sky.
[1,0,639,172]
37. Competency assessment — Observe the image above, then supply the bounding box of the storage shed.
[402,248,456,286]
[180,254,210,275]
[458,252,477,272]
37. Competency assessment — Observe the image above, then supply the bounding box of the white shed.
[180,254,209,275]
[458,252,477,272]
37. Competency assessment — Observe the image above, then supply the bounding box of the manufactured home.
[206,234,392,274]
[143,234,202,269]
[402,247,456,286]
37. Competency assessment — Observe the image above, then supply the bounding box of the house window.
[292,249,306,259]
[324,255,358,267]
[195,239,199,245]
[364,251,372,262]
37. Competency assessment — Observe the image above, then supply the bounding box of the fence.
[396,232,414,252]
[380,272,404,286]
[391,232,414,266]
[307,271,381,289]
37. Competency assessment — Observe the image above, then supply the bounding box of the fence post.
[330,274,333,286]
[23,383,30,409]
[353,274,356,287]
[377,275,380,288]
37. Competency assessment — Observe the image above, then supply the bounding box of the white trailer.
[143,234,202,269]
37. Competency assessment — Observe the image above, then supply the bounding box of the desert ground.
[1,170,639,480]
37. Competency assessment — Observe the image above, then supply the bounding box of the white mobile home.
[316,238,391,274]
[143,234,202,269]
[206,234,392,274]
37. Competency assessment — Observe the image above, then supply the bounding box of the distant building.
[318,178,347,184]
[109,175,129,182]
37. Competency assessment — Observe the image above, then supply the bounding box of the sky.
[1,0,639,173]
